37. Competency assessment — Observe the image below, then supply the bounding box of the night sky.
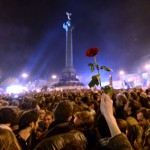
[0,0,150,84]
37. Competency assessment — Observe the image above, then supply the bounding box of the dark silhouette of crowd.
[0,87,150,150]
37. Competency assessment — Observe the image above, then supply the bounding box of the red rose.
[85,48,99,57]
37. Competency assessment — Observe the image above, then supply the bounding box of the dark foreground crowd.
[0,87,150,150]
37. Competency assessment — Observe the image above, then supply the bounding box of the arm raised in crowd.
[100,93,121,137]
[100,93,133,150]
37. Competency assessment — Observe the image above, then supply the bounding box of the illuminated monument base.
[53,67,84,87]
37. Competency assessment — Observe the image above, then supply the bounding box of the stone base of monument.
[53,79,84,87]
[52,67,84,88]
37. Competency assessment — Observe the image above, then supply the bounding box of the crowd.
[0,87,149,150]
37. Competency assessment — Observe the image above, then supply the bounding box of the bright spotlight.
[52,75,57,79]
[22,73,28,78]
[145,64,150,70]
[119,70,124,75]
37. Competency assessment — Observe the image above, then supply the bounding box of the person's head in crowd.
[116,119,127,135]
[80,96,91,111]
[80,96,89,105]
[88,100,99,113]
[6,106,20,132]
[36,120,47,139]
[145,88,150,97]
[129,91,139,101]
[83,100,96,116]
[0,107,18,129]
[19,102,31,110]
[41,96,46,102]
[140,92,147,98]
[9,106,20,115]
[31,100,40,111]
[93,93,101,102]
[18,109,39,131]
[71,102,82,115]
[139,96,150,108]
[137,108,150,130]
[124,99,140,118]
[1,101,9,106]
[123,91,130,99]
[116,93,128,107]
[12,100,19,107]
[74,111,94,128]
[44,111,53,128]
[54,100,73,121]
[0,126,21,150]
[39,107,47,121]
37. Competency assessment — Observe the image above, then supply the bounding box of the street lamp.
[119,70,124,76]
[21,73,28,86]
[145,64,150,70]
[51,75,57,79]
[51,74,58,86]
[22,73,28,79]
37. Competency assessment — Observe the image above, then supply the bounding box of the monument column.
[63,12,73,68]
[53,12,84,87]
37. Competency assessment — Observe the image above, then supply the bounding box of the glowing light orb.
[22,73,28,78]
[52,75,57,79]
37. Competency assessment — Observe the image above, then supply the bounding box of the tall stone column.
[63,12,73,68]
[61,12,76,80]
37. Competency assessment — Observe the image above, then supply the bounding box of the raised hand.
[100,93,113,117]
